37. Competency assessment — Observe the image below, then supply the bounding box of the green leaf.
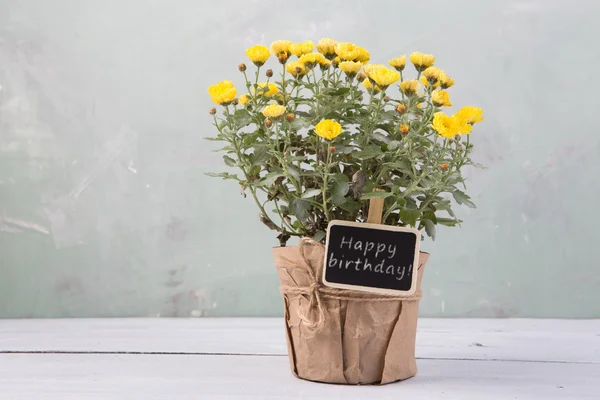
[250,146,270,166]
[400,209,421,226]
[289,198,310,223]
[234,109,253,129]
[313,230,326,242]
[370,132,390,144]
[436,217,460,227]
[384,160,413,174]
[387,140,401,150]
[353,149,382,160]
[422,219,436,240]
[290,118,312,130]
[204,136,226,142]
[328,87,351,96]
[331,194,347,206]
[361,191,394,200]
[453,190,476,208]
[261,171,285,186]
[223,155,236,167]
[204,172,239,181]
[331,181,350,198]
[302,189,322,199]
[338,199,361,212]
[287,165,301,183]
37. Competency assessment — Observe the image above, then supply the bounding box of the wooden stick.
[367,189,385,225]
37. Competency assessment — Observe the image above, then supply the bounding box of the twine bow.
[278,238,422,332]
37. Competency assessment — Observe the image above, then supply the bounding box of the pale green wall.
[1,0,598,318]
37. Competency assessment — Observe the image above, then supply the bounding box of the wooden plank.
[0,353,597,399]
[1,318,599,363]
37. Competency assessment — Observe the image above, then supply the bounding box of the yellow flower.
[334,42,361,61]
[289,40,314,57]
[439,72,455,89]
[254,82,279,97]
[410,52,435,71]
[245,45,270,66]
[355,47,370,63]
[314,119,342,140]
[400,79,420,96]
[367,66,400,88]
[239,94,250,106]
[420,75,440,88]
[453,114,473,134]
[286,61,308,77]
[262,103,286,119]
[208,80,237,105]
[388,56,406,71]
[432,90,452,107]
[362,63,385,77]
[423,67,443,85]
[456,106,484,125]
[431,112,459,139]
[270,40,293,56]
[339,61,362,76]
[362,79,381,94]
[298,52,325,69]
[317,38,337,58]
[319,58,331,70]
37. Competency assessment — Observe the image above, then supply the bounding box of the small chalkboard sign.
[322,220,421,296]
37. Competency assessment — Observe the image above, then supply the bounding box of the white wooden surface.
[1,318,599,399]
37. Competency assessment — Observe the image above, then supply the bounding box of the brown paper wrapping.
[273,238,429,385]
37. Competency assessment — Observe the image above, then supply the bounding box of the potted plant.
[206,38,484,384]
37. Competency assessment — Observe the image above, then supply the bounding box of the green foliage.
[207,63,480,246]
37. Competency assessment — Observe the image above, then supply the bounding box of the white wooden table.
[1,319,598,399]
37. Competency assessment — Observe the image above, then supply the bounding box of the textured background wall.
[1,0,598,318]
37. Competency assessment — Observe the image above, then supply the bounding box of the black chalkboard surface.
[322,220,421,296]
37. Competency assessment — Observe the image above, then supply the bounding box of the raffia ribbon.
[278,238,422,331]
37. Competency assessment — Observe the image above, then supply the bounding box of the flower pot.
[273,237,429,385]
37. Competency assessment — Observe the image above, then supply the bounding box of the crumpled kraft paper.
[273,238,429,385]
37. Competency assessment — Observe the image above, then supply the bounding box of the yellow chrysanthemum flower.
[208,80,237,105]
[245,45,270,66]
[355,47,370,63]
[339,61,362,76]
[334,42,361,61]
[238,94,250,106]
[410,52,436,71]
[270,40,293,56]
[432,90,452,107]
[318,58,331,70]
[286,61,308,77]
[453,115,473,135]
[400,79,420,96]
[367,66,400,88]
[262,103,286,119]
[439,72,455,89]
[314,119,342,140]
[388,56,406,71]
[431,112,458,139]
[420,75,440,88]
[298,52,325,69]
[362,79,381,94]
[456,106,484,125]
[254,82,279,97]
[422,67,443,85]
[362,63,385,77]
[289,40,314,57]
[317,38,337,58]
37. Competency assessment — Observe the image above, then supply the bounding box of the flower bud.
[396,104,407,114]
[266,69,273,78]
[265,119,273,128]
[383,96,390,103]
[399,124,409,135]
[356,72,366,82]
[329,146,336,153]
[238,63,247,72]
[440,163,449,171]
[209,107,217,115]
[277,53,288,64]
[285,113,295,122]
[358,94,364,101]
[231,98,239,106]
[295,66,303,75]
[458,145,464,151]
